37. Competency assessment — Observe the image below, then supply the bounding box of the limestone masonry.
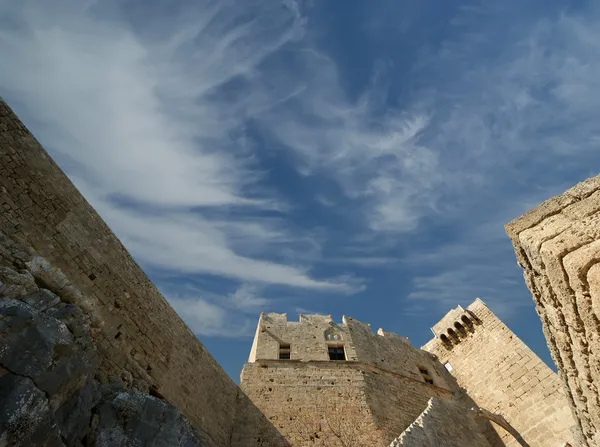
[507,175,600,447]
[0,96,591,446]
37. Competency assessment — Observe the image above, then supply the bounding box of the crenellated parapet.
[241,311,461,446]
[429,301,483,349]
[248,312,353,362]
[247,312,452,391]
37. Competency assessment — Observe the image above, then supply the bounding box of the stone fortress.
[0,96,597,446]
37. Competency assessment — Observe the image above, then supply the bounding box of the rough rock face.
[0,264,203,447]
[506,175,600,447]
[91,386,204,447]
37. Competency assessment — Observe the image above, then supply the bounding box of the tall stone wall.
[237,361,381,446]
[0,245,207,446]
[506,175,600,447]
[240,312,501,446]
[0,98,252,445]
[423,299,576,447]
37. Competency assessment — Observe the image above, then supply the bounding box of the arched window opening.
[448,328,459,343]
[461,315,474,331]
[466,310,482,324]
[454,321,466,337]
[440,334,451,344]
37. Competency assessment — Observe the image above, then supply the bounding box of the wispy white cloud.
[168,296,235,338]
[3,0,600,342]
[228,284,271,311]
[162,283,274,338]
[257,53,440,232]
[256,5,600,241]
[398,7,600,316]
[0,0,363,299]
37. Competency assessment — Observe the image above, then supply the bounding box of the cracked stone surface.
[91,386,205,447]
[0,263,205,447]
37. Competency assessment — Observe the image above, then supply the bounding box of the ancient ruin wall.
[423,299,576,447]
[506,175,600,447]
[0,98,242,445]
[239,313,489,446]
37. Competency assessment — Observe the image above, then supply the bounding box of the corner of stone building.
[423,297,577,447]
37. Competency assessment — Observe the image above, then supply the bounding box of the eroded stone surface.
[238,312,503,447]
[506,174,600,447]
[91,386,205,447]
[0,263,205,447]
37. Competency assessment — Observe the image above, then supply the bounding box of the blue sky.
[1,0,599,381]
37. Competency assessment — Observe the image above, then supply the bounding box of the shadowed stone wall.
[423,299,576,447]
[506,175,600,447]
[0,97,255,446]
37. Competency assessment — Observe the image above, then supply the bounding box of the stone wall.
[0,248,205,446]
[237,361,379,446]
[345,317,450,389]
[250,312,451,390]
[0,98,245,445]
[241,312,502,446]
[389,397,493,447]
[423,299,576,447]
[506,175,600,447]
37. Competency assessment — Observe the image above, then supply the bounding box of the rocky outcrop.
[0,261,204,446]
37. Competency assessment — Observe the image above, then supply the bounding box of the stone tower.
[423,298,576,446]
[235,312,502,446]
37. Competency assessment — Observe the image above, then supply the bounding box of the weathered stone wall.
[0,249,205,446]
[423,299,576,447]
[0,98,242,445]
[241,312,501,446]
[248,313,358,363]
[389,397,494,447]
[362,368,455,445]
[506,175,600,447]
[250,312,451,391]
[237,361,379,446]
[345,317,451,389]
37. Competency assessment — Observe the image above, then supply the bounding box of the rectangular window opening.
[328,345,346,361]
[419,366,434,385]
[279,343,291,360]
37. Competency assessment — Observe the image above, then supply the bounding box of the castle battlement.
[426,298,486,349]
[247,312,452,391]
